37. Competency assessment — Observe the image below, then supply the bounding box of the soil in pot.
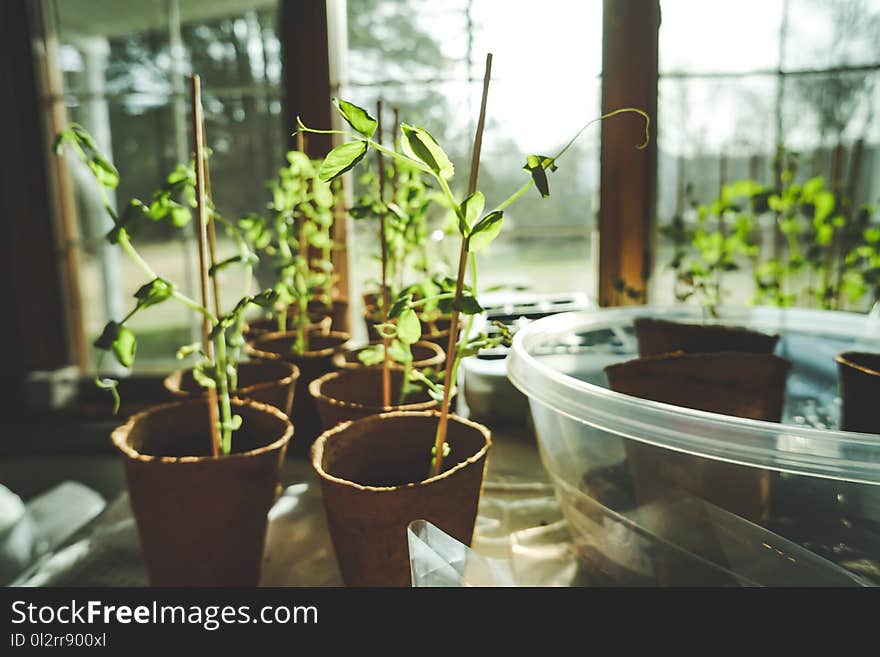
[332,340,446,371]
[633,317,779,357]
[245,330,351,455]
[243,314,332,342]
[312,410,491,587]
[112,398,292,586]
[310,367,441,431]
[836,351,880,434]
[164,359,299,417]
[604,351,792,525]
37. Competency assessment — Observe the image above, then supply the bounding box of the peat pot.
[312,411,490,586]
[605,351,792,525]
[836,351,880,434]
[633,316,779,357]
[242,315,331,343]
[164,359,299,417]
[111,398,292,586]
[310,367,441,432]
[308,297,350,334]
[332,340,445,372]
[246,330,351,454]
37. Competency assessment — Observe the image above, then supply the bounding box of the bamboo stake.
[297,129,309,266]
[201,119,222,319]
[432,52,492,476]
[191,75,221,458]
[392,107,403,291]
[376,100,392,407]
[295,129,311,347]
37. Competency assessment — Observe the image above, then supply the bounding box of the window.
[342,0,604,309]
[653,0,880,311]
[45,0,283,372]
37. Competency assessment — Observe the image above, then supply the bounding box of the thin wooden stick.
[201,119,222,319]
[432,52,492,476]
[191,75,221,458]
[376,100,392,407]
[296,129,309,266]
[391,107,404,291]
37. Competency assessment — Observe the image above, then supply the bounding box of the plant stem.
[118,228,216,321]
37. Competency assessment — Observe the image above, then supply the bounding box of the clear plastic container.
[507,305,880,586]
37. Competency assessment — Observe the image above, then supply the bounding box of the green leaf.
[400,124,454,179]
[523,154,557,198]
[167,201,192,227]
[88,155,120,188]
[319,141,368,182]
[134,277,175,309]
[357,344,385,366]
[452,294,483,315]
[467,210,504,252]
[333,99,378,138]
[459,192,485,236]
[113,326,136,369]
[814,191,835,224]
[209,254,257,277]
[96,322,137,369]
[387,339,412,364]
[251,288,280,307]
[397,308,421,344]
[389,294,412,319]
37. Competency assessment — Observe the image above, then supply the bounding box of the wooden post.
[0,0,73,417]
[281,0,349,322]
[599,0,659,306]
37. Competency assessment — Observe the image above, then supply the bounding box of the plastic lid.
[507,305,880,484]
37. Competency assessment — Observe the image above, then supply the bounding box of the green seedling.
[239,150,342,354]
[299,63,649,475]
[55,123,274,456]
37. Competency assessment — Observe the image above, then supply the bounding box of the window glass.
[49,0,282,372]
[343,0,603,312]
[653,0,880,312]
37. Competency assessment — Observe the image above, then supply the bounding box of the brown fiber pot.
[605,351,791,525]
[246,330,351,455]
[836,351,880,434]
[163,359,299,417]
[310,367,441,432]
[111,398,293,586]
[242,314,332,342]
[633,317,779,357]
[332,340,445,372]
[308,297,349,334]
[312,410,491,587]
